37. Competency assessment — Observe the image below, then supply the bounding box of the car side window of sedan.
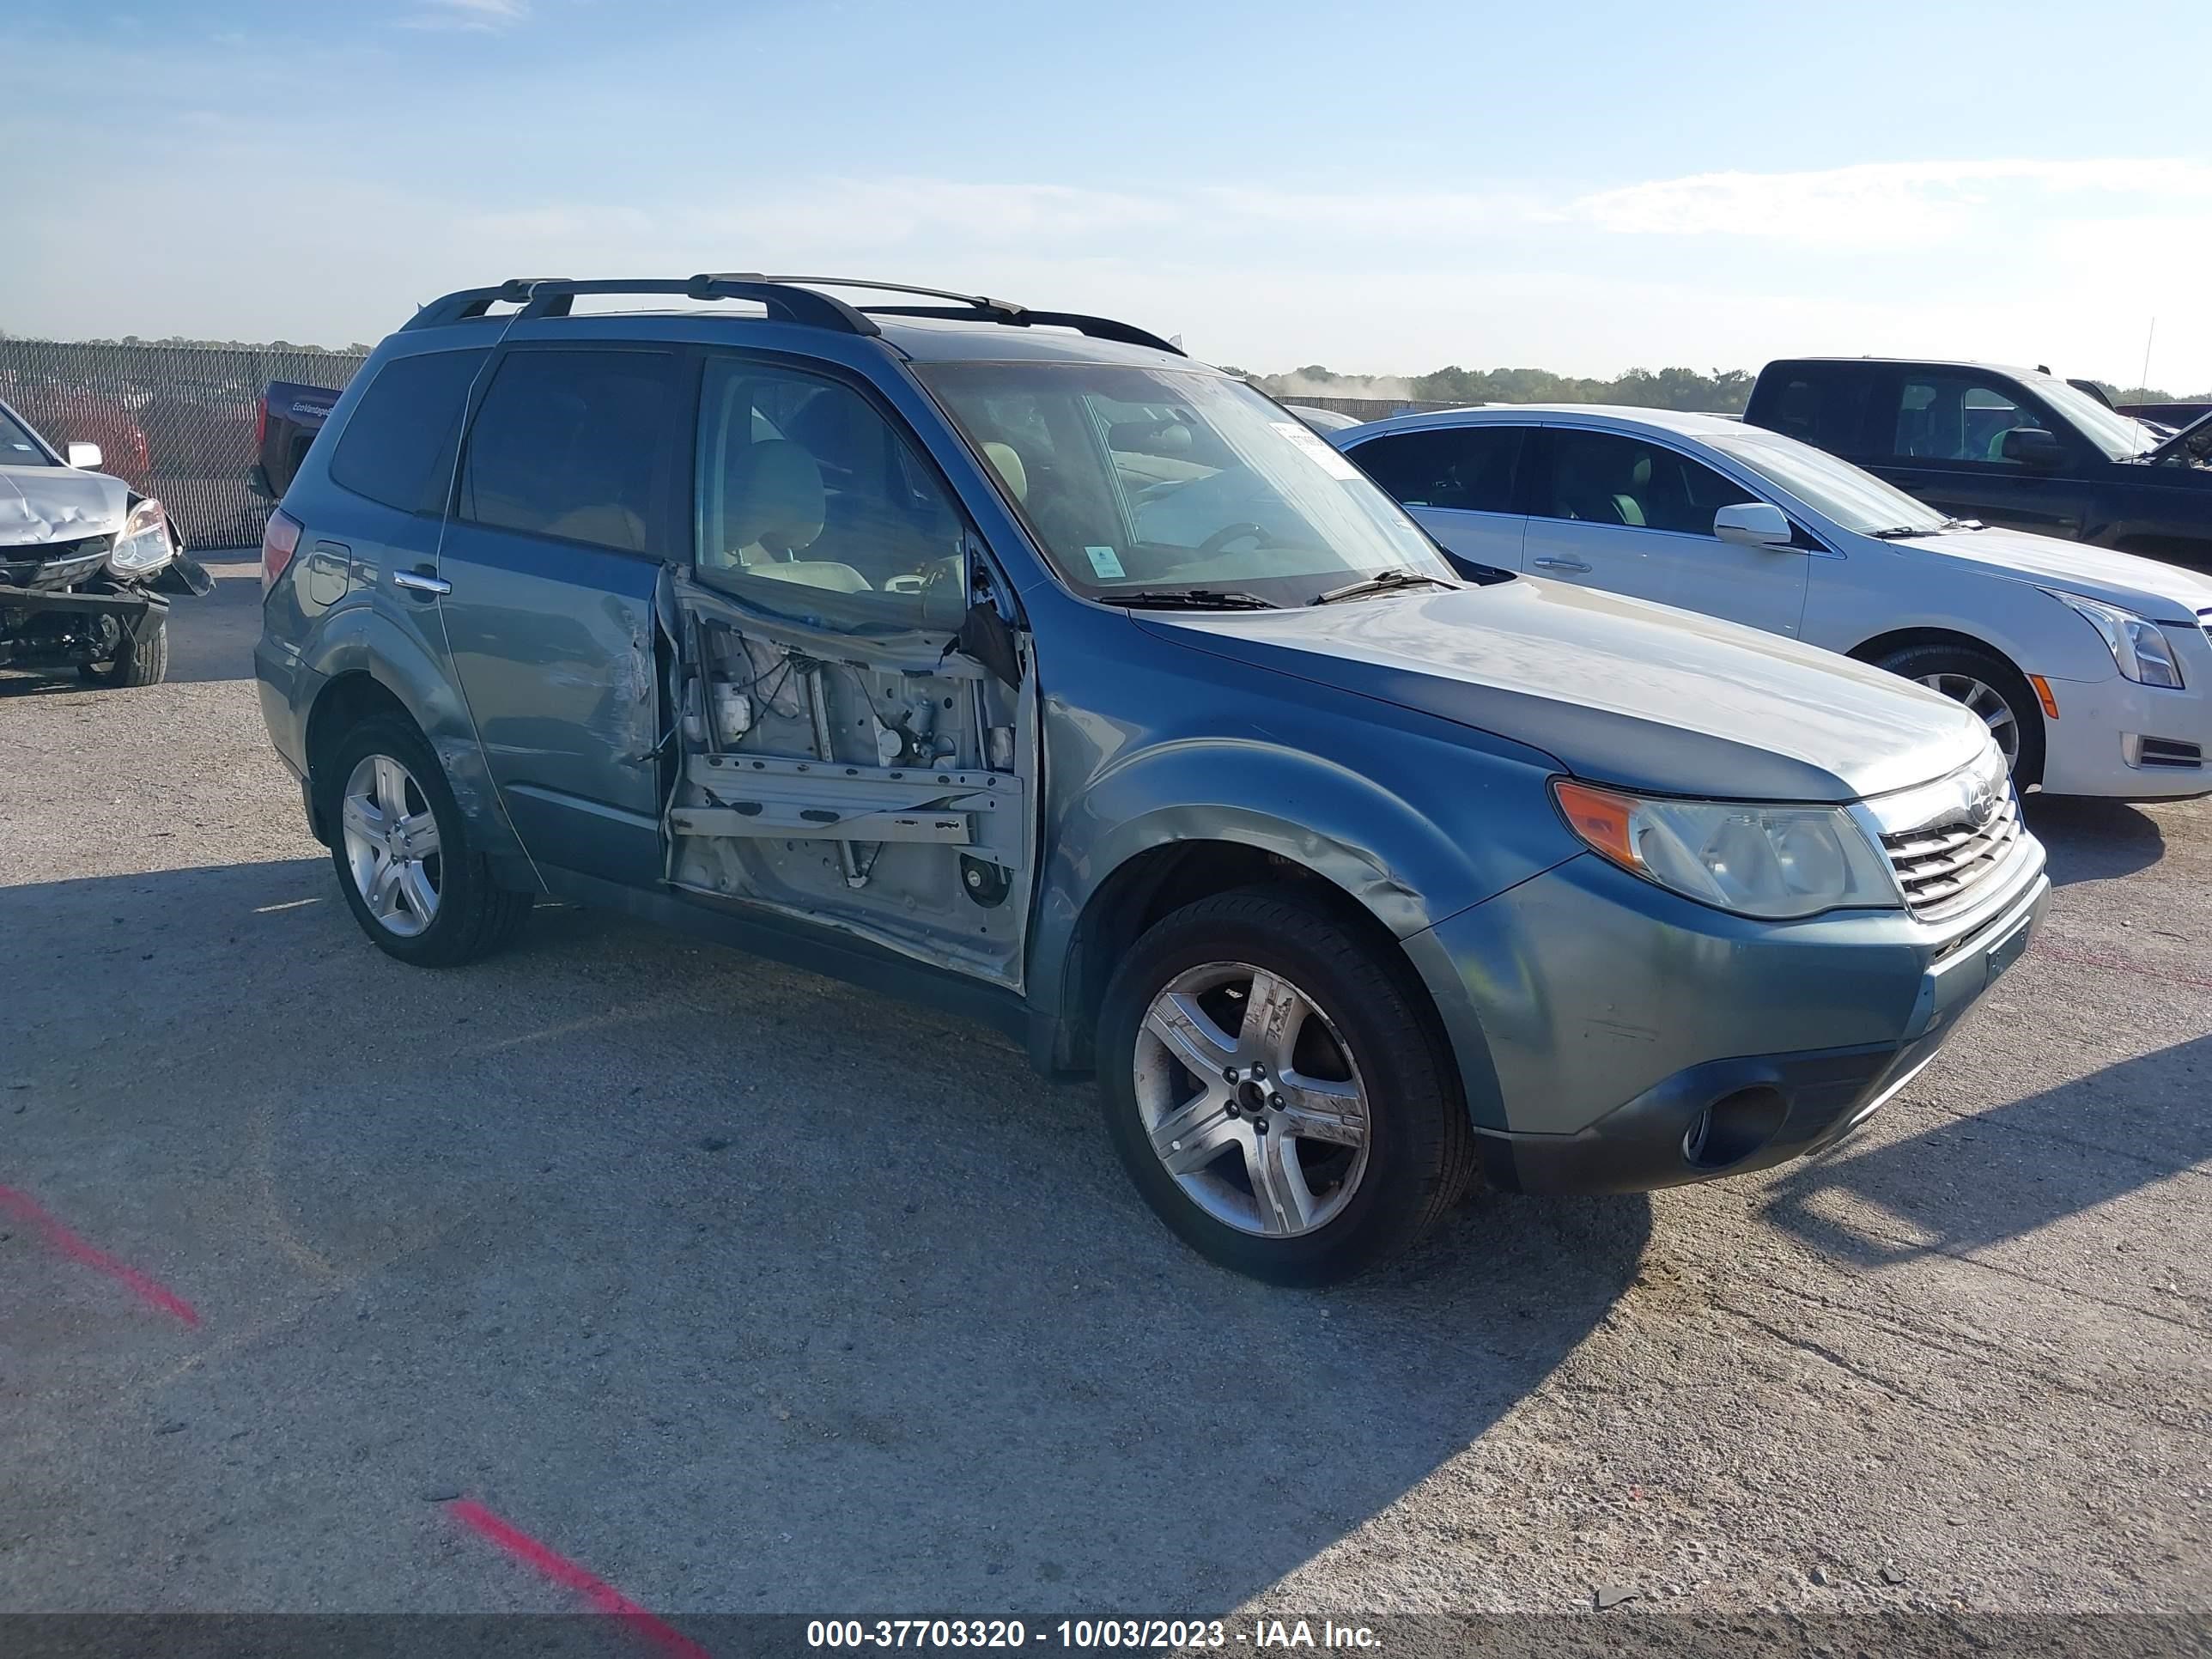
[1538,430,1753,537]
[1346,426,1524,514]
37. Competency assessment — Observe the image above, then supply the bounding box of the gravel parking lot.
[3,559,2208,1624]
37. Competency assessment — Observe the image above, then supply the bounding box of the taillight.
[261,508,303,593]
[255,398,268,447]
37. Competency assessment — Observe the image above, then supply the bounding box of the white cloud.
[1565,158,2212,245]
[401,0,530,32]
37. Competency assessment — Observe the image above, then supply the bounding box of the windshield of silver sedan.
[1709,431,1954,537]
[918,362,1455,608]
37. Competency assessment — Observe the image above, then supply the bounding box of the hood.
[1910,524,2212,619]
[2144,407,2212,468]
[1138,578,1990,804]
[0,463,130,547]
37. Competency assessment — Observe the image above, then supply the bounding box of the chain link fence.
[0,341,1472,551]
[0,339,368,550]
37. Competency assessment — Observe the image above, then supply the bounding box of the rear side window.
[1767,372,1871,453]
[328,349,488,514]
[461,348,687,553]
[1348,426,1524,514]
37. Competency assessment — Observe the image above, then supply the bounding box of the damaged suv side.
[257,276,2049,1285]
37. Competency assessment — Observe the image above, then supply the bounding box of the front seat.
[715,439,870,593]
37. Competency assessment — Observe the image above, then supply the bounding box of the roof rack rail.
[402,272,1177,355]
[744,274,1182,356]
[403,276,879,336]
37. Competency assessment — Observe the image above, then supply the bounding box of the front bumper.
[1415,843,2050,1196]
[2036,665,2212,799]
[0,579,166,665]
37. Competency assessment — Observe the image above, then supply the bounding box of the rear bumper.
[1474,871,2049,1195]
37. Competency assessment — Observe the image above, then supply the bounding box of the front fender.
[300,605,526,865]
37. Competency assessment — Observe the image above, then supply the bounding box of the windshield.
[1709,430,1953,535]
[917,363,1453,606]
[0,403,55,467]
[2031,375,2159,460]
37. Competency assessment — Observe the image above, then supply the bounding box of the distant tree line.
[0,327,375,354]
[1230,362,2211,410]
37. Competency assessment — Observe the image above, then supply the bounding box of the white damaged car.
[1337,404,2212,799]
[1,394,209,686]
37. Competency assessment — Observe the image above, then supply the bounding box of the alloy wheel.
[1132,961,1372,1237]
[340,753,443,938]
[1917,672,2022,771]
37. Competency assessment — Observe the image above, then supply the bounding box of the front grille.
[0,534,114,591]
[1880,787,2025,921]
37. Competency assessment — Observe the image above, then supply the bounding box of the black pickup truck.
[1744,357,2212,571]
[249,380,342,501]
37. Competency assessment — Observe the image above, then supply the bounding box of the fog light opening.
[1681,1085,1789,1171]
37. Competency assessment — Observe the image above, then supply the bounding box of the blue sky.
[6,0,2210,386]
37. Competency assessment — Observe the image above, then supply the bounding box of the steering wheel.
[1198,522,1272,557]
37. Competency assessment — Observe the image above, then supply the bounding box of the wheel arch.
[1042,836,1472,1116]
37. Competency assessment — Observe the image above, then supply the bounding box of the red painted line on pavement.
[449,1499,713,1659]
[2034,942,2212,994]
[0,1184,201,1328]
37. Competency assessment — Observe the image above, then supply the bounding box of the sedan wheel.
[340,753,443,939]
[1133,960,1372,1238]
[1916,672,2022,772]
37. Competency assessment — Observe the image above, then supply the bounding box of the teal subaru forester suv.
[255,274,2049,1283]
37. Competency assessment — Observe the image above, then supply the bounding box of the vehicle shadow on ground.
[3,858,1650,1615]
[2026,793,2165,886]
[1759,1032,2211,1267]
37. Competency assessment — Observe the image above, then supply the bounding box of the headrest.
[726,439,825,556]
[982,441,1029,502]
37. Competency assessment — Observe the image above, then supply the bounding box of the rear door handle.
[1531,557,1592,573]
[393,567,450,597]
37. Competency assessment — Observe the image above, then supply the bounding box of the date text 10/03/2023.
[805,1620,1382,1650]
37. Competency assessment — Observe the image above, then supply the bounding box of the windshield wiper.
[1313,569,1456,605]
[1112,588,1279,611]
[1868,525,1946,540]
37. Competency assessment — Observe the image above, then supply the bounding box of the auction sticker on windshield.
[1272,421,1364,481]
[1085,545,1127,579]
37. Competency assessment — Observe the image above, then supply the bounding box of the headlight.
[1553,779,1900,920]
[106,498,174,577]
[2044,589,2184,688]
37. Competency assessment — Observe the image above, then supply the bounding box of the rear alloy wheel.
[1098,888,1474,1285]
[324,714,532,966]
[1875,641,2044,787]
[341,753,444,939]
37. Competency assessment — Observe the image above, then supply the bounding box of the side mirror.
[64,441,104,471]
[2001,427,2064,469]
[1713,501,1795,548]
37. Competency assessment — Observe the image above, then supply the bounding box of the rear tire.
[79,616,167,688]
[1097,886,1474,1285]
[1874,641,2043,787]
[322,714,532,967]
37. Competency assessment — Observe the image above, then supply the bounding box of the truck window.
[1767,372,1871,454]
[1889,374,2048,467]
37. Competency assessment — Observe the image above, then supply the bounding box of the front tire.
[322,714,532,967]
[79,616,167,688]
[1097,887,1474,1285]
[1875,641,2044,787]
